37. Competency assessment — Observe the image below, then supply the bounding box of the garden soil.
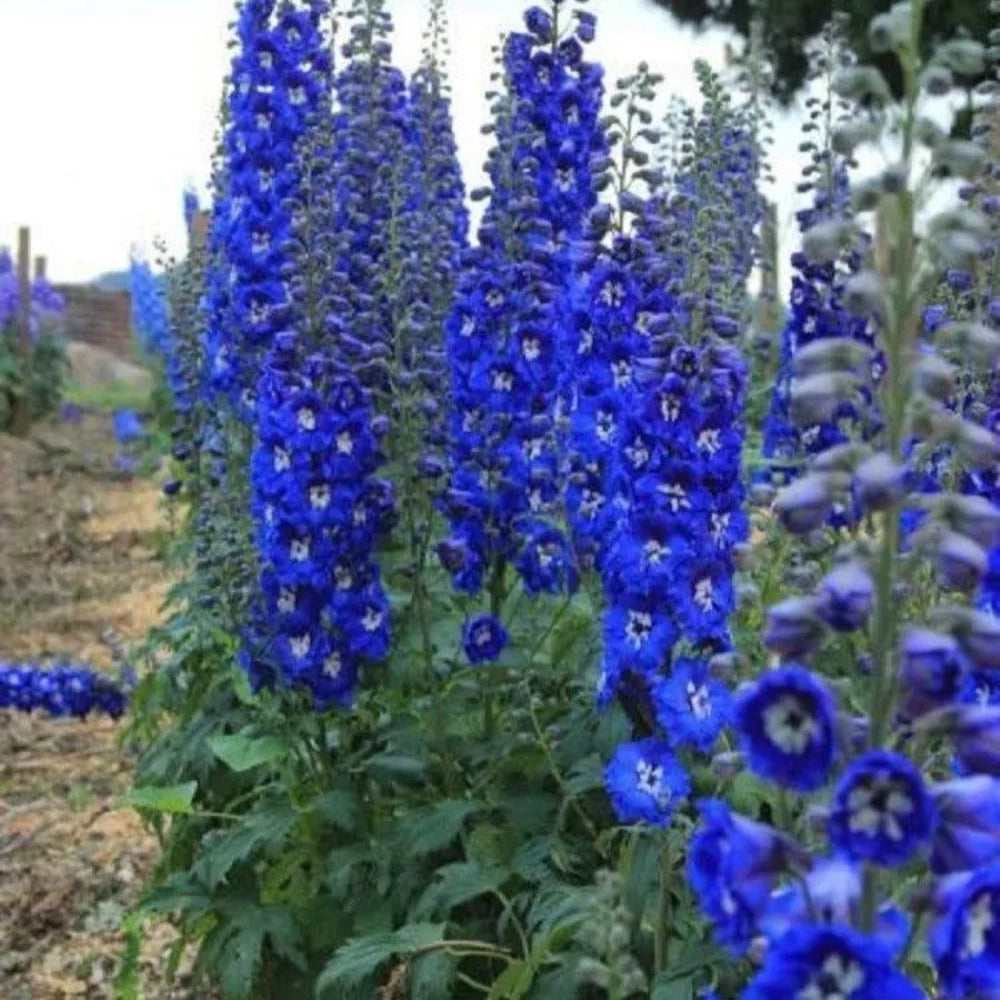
[0,414,209,1000]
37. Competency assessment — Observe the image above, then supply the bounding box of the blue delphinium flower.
[827,750,937,867]
[653,656,732,752]
[930,775,1000,874]
[930,865,1000,999]
[112,409,144,445]
[687,798,801,952]
[734,665,838,792]
[604,739,690,827]
[743,924,923,1000]
[462,614,508,665]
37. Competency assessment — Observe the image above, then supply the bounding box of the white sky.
[0,0,806,283]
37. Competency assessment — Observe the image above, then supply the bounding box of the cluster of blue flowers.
[762,163,880,486]
[682,11,1000,996]
[0,662,128,720]
[442,3,602,614]
[598,79,758,826]
[0,246,65,335]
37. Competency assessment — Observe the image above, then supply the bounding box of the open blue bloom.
[604,739,689,827]
[688,799,801,953]
[653,656,731,752]
[462,614,508,665]
[744,924,923,1000]
[828,750,937,868]
[112,409,144,444]
[931,865,1000,1000]
[735,665,838,792]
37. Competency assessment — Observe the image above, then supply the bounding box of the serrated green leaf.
[414,861,507,919]
[124,781,197,814]
[315,923,446,997]
[313,788,361,833]
[194,799,297,889]
[564,753,604,795]
[410,951,457,1000]
[208,732,288,772]
[394,799,481,859]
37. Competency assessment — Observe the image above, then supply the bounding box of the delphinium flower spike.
[597,64,762,827]
[686,5,1000,996]
[0,662,128,720]
[241,0,392,709]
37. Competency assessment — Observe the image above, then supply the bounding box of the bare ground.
[0,414,204,999]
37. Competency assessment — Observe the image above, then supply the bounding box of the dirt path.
[0,413,191,999]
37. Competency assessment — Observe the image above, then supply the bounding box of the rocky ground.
[0,411,208,1000]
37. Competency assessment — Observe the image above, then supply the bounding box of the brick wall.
[53,285,134,357]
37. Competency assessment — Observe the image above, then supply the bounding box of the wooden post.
[10,226,33,436]
[33,255,47,281]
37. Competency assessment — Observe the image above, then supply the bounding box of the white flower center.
[660,394,681,422]
[658,482,690,512]
[711,512,731,545]
[289,85,307,105]
[290,538,310,562]
[625,437,650,469]
[847,773,915,843]
[635,760,672,809]
[362,606,384,632]
[278,587,296,614]
[763,695,819,755]
[334,565,352,590]
[600,280,625,308]
[522,337,541,361]
[698,429,721,454]
[289,634,311,659]
[309,484,331,510]
[461,314,475,336]
[596,410,616,443]
[274,447,291,472]
[625,610,653,648]
[693,576,715,612]
[612,360,631,389]
[485,288,504,309]
[492,370,514,392]
[297,407,316,431]
[644,539,668,566]
[323,652,342,679]
[687,682,713,720]
[798,952,866,1000]
[965,892,996,958]
[336,431,353,455]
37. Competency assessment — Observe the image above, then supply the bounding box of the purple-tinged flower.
[462,614,508,665]
[744,924,923,1000]
[604,739,690,827]
[931,776,1000,874]
[735,665,838,792]
[898,627,970,723]
[931,865,1000,999]
[762,596,827,658]
[688,798,805,953]
[828,751,937,867]
[817,561,874,632]
[941,705,1000,775]
[936,530,988,593]
[774,475,834,534]
[853,453,906,511]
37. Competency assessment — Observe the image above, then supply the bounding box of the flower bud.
[955,421,1000,468]
[774,475,833,534]
[898,628,969,723]
[934,494,1000,550]
[763,595,827,658]
[817,561,874,632]
[853,453,906,512]
[793,338,872,378]
[843,271,885,317]
[936,530,988,592]
[790,373,856,425]
[914,352,956,400]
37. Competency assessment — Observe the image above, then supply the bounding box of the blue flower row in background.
[0,663,129,720]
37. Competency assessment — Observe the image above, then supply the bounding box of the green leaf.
[365,753,428,784]
[194,799,297,889]
[124,781,197,814]
[652,976,695,1000]
[315,923,446,997]
[564,754,604,795]
[394,799,481,859]
[488,958,535,999]
[313,787,362,833]
[414,862,507,919]
[208,732,288,772]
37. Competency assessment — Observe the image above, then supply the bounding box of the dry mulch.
[0,414,206,1000]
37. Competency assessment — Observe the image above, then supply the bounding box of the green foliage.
[0,325,68,430]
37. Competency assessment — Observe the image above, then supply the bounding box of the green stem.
[653,839,673,976]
